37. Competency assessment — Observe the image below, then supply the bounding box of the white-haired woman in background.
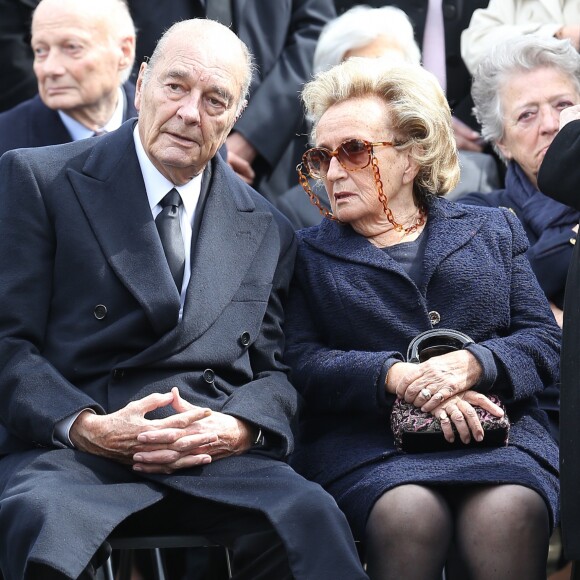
[312,5,421,71]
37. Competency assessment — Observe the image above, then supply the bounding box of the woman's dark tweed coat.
[284,197,561,534]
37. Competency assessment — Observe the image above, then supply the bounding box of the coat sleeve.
[0,150,104,449]
[477,208,562,401]
[538,119,580,211]
[526,225,575,304]
[283,249,399,416]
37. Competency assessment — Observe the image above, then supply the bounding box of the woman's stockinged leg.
[447,484,550,580]
[364,484,453,580]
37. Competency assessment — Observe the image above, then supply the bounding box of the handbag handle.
[407,328,474,363]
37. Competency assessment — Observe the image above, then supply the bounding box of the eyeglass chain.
[296,156,426,235]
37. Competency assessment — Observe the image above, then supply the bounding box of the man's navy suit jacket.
[0,118,372,580]
[0,118,298,456]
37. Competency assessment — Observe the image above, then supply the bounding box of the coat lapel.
[304,219,405,274]
[120,156,274,366]
[68,123,274,363]
[419,199,487,293]
[67,121,182,336]
[178,157,273,343]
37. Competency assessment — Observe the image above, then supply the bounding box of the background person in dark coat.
[0,0,40,113]
[128,0,336,201]
[0,17,368,580]
[284,58,560,579]
[538,105,580,570]
[0,0,137,157]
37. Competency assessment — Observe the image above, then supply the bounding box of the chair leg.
[153,547,166,580]
[225,547,233,579]
[102,554,115,580]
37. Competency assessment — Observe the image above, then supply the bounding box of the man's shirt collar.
[58,86,126,141]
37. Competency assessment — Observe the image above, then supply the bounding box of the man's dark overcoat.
[538,119,580,559]
[0,120,366,580]
[0,0,40,112]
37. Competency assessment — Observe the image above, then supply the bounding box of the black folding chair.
[101,534,232,580]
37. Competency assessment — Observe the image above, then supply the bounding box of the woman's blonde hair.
[302,58,460,199]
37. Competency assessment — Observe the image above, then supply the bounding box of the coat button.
[443,3,457,19]
[428,311,441,325]
[203,368,215,383]
[112,369,125,380]
[94,304,107,320]
[240,331,251,347]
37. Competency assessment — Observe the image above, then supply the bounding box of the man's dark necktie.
[156,188,185,290]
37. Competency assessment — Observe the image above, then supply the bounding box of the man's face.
[135,29,246,185]
[31,3,126,118]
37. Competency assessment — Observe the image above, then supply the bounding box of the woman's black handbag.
[390,329,510,453]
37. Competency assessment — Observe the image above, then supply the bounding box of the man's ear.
[118,35,136,73]
[134,62,148,111]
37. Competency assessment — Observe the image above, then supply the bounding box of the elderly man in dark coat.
[0,16,367,580]
[0,0,137,157]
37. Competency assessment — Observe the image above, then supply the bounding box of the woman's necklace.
[373,209,426,247]
[396,208,426,237]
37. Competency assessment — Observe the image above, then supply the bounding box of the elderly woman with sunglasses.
[283,58,560,580]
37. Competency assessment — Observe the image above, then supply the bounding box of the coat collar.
[301,197,488,293]
[26,83,137,147]
[28,96,72,146]
[67,120,272,361]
